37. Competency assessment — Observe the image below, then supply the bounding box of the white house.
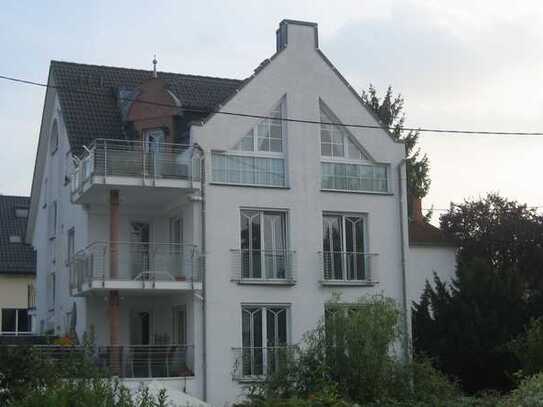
[27,19,451,405]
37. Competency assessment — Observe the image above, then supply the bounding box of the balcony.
[232,346,297,381]
[32,345,194,378]
[321,161,389,193]
[71,139,201,206]
[319,251,378,286]
[70,241,202,296]
[231,249,296,285]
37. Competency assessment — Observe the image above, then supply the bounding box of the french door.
[240,210,287,279]
[144,129,165,177]
[241,306,288,377]
[130,222,151,279]
[322,214,366,280]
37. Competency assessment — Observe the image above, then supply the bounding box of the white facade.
[408,245,456,302]
[27,20,426,406]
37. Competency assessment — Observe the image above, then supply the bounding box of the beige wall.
[0,274,34,315]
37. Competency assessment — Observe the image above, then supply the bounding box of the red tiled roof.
[409,220,455,247]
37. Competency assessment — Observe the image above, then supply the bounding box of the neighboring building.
[28,20,418,405]
[0,195,36,335]
[408,198,457,303]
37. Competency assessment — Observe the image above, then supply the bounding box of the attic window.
[15,208,29,218]
[9,235,22,243]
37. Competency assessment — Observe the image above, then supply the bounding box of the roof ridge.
[50,60,243,83]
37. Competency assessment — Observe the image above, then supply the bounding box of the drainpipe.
[109,190,121,374]
[192,144,207,401]
[397,160,411,362]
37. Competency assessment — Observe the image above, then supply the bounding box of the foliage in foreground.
[240,295,460,406]
[10,379,169,407]
[413,194,543,393]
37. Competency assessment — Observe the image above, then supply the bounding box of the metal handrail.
[231,249,296,282]
[318,251,379,282]
[69,241,202,293]
[71,139,201,197]
[232,345,297,380]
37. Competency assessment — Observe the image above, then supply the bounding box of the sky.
[1,0,542,223]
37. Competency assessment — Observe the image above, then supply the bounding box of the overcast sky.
[1,0,542,222]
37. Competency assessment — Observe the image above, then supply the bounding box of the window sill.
[320,279,378,287]
[234,279,296,286]
[210,182,289,190]
[321,188,393,196]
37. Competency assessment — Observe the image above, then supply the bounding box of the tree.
[361,85,431,201]
[413,194,543,393]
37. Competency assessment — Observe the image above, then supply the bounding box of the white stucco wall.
[192,21,409,405]
[408,245,456,304]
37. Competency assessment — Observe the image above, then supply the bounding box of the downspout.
[193,143,207,401]
[398,159,411,362]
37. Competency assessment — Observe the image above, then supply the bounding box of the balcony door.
[241,305,288,377]
[130,310,153,345]
[322,214,366,280]
[130,222,151,279]
[240,210,287,279]
[144,129,165,177]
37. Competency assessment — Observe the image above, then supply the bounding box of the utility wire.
[2,73,543,136]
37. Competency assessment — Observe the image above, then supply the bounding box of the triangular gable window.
[234,100,284,153]
[320,104,365,160]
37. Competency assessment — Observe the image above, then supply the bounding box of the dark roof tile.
[50,61,243,155]
[0,195,36,275]
[409,220,455,247]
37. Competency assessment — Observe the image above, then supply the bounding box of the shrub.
[509,318,543,378]
[499,373,543,407]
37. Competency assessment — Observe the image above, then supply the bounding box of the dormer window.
[9,235,22,243]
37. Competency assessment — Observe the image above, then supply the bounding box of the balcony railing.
[319,251,378,284]
[321,162,389,193]
[211,152,286,187]
[71,139,201,195]
[28,345,194,378]
[70,241,201,293]
[231,249,296,284]
[232,346,297,380]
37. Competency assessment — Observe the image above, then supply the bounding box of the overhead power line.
[2,73,543,136]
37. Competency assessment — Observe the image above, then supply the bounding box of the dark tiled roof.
[0,196,36,275]
[50,60,243,156]
[409,220,455,247]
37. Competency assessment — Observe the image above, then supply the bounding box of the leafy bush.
[509,318,543,378]
[244,295,461,406]
[499,373,543,407]
[11,379,169,407]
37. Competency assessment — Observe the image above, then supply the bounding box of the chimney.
[276,19,319,52]
[412,196,424,223]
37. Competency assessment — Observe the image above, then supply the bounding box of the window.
[236,101,284,153]
[15,207,29,218]
[9,235,22,243]
[48,201,57,238]
[67,228,75,266]
[240,210,288,280]
[321,162,388,193]
[50,120,59,155]
[322,214,368,281]
[169,217,183,255]
[1,308,31,334]
[47,273,56,311]
[173,306,187,345]
[320,105,362,159]
[241,305,289,377]
[212,153,286,187]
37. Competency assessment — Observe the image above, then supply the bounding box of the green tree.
[413,194,543,393]
[361,85,430,201]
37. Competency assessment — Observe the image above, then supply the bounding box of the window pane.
[1,309,16,332]
[269,139,282,153]
[240,131,254,151]
[17,309,30,332]
[332,144,344,158]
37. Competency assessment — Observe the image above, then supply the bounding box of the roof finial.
[152,55,158,78]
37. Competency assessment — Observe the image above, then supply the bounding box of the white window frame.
[1,308,31,334]
[240,304,291,378]
[322,213,369,281]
